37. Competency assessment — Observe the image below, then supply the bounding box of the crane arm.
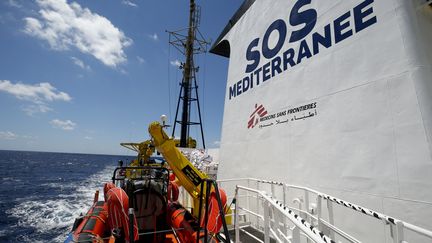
[148,121,208,199]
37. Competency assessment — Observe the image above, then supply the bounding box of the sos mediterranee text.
[228,0,377,100]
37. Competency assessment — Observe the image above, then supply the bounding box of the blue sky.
[0,0,241,155]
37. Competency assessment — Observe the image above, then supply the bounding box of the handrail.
[253,178,432,239]
[219,177,432,242]
[235,185,335,243]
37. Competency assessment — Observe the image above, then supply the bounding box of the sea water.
[0,150,134,242]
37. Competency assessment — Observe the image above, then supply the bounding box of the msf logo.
[248,104,268,129]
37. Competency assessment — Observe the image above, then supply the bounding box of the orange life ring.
[106,185,140,242]
[167,202,217,243]
[201,188,227,235]
[103,182,116,201]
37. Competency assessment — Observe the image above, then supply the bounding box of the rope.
[257,179,284,185]
[319,194,398,225]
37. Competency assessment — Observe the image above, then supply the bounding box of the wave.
[7,165,115,242]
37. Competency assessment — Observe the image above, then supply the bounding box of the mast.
[180,0,196,148]
[168,0,209,148]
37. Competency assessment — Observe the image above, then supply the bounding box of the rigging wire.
[175,62,179,135]
[202,48,208,135]
[167,36,173,125]
[193,54,200,145]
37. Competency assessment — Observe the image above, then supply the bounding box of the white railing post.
[247,178,251,223]
[256,181,261,229]
[292,225,300,243]
[305,190,310,218]
[317,195,323,231]
[235,186,240,243]
[390,222,397,243]
[327,199,335,239]
[264,201,271,243]
[304,190,311,243]
[396,221,405,243]
[302,190,312,243]
[391,221,405,243]
[283,184,288,239]
[274,207,285,242]
[271,183,275,197]
[280,185,287,242]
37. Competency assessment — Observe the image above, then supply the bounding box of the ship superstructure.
[210,0,432,242]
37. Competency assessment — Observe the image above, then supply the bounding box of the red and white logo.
[248,104,268,129]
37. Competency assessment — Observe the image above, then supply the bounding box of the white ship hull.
[210,0,432,242]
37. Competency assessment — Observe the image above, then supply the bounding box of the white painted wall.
[216,0,432,242]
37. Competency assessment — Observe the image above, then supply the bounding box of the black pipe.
[129,208,135,243]
[212,181,231,243]
[203,180,211,243]
[196,181,205,243]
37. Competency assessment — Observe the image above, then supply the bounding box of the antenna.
[167,0,210,148]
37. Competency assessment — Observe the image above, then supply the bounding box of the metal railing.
[234,185,335,243]
[218,178,432,243]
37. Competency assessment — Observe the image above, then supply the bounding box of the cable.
[167,36,172,125]
[202,49,208,134]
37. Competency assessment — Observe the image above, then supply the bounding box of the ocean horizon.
[0,150,136,242]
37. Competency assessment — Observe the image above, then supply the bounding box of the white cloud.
[0,131,18,140]
[71,57,90,70]
[122,0,137,7]
[148,33,158,41]
[22,104,52,116]
[170,59,181,67]
[0,80,71,102]
[0,80,71,115]
[7,0,22,8]
[24,0,132,68]
[50,119,76,130]
[0,131,35,140]
[84,136,93,140]
[213,140,221,146]
[136,56,145,64]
